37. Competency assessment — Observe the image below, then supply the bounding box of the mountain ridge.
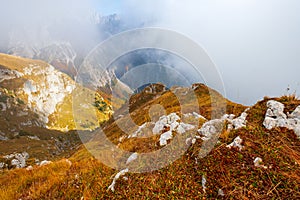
[1,90,299,199]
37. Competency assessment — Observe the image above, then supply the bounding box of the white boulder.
[40,160,52,166]
[108,168,129,192]
[263,100,300,138]
[159,131,173,146]
[126,153,138,165]
[198,119,224,141]
[226,136,243,151]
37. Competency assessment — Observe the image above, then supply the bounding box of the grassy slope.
[0,53,111,166]
[4,88,300,199]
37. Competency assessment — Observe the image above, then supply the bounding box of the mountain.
[34,43,78,79]
[2,13,131,83]
[1,87,299,199]
[1,19,300,198]
[0,53,114,168]
[0,81,290,199]
[0,53,112,131]
[6,41,78,80]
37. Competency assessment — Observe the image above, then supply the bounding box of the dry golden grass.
[0,53,48,71]
[1,83,300,199]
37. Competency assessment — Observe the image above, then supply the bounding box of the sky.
[0,0,299,105]
[95,0,122,15]
[95,0,300,105]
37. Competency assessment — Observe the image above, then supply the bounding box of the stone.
[226,136,243,151]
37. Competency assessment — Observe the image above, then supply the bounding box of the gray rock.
[263,100,300,138]
[289,105,300,119]
[198,119,224,141]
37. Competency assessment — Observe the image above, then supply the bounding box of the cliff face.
[0,53,111,132]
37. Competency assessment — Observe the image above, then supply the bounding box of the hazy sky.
[98,0,300,105]
[1,0,299,105]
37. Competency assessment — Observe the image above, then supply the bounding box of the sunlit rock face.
[263,100,300,138]
[22,64,76,124]
[0,53,76,126]
[0,68,23,83]
[0,53,113,132]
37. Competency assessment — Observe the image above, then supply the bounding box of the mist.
[0,0,101,55]
[1,1,300,105]
[120,0,300,105]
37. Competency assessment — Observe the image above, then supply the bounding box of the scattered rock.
[263,100,300,138]
[263,100,287,129]
[0,102,7,111]
[192,138,197,144]
[126,153,138,165]
[202,175,207,193]
[183,112,206,120]
[0,68,24,83]
[176,123,195,134]
[26,166,33,171]
[198,119,224,141]
[118,135,127,142]
[195,110,249,144]
[153,113,180,134]
[289,105,300,119]
[39,160,52,166]
[218,188,225,196]
[27,135,40,140]
[229,108,249,130]
[159,131,173,146]
[108,168,129,192]
[0,162,5,169]
[3,152,29,169]
[128,123,148,138]
[65,159,72,166]
[253,157,267,169]
[226,136,243,151]
[151,113,195,146]
[185,137,192,145]
[0,131,8,141]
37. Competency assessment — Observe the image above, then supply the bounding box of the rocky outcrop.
[198,118,224,141]
[152,113,195,146]
[0,131,8,141]
[197,109,249,141]
[22,64,76,124]
[0,53,112,131]
[108,168,129,192]
[39,160,52,166]
[0,68,23,83]
[263,100,300,137]
[0,152,29,169]
[228,108,250,130]
[226,136,243,151]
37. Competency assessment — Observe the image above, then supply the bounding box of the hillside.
[1,83,299,199]
[0,53,113,169]
[0,53,112,132]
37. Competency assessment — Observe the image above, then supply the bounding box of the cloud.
[0,0,299,105]
[0,0,99,53]
[120,0,300,105]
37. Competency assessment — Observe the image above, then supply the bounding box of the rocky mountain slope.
[0,53,113,168]
[0,53,112,131]
[5,84,299,199]
[0,53,299,199]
